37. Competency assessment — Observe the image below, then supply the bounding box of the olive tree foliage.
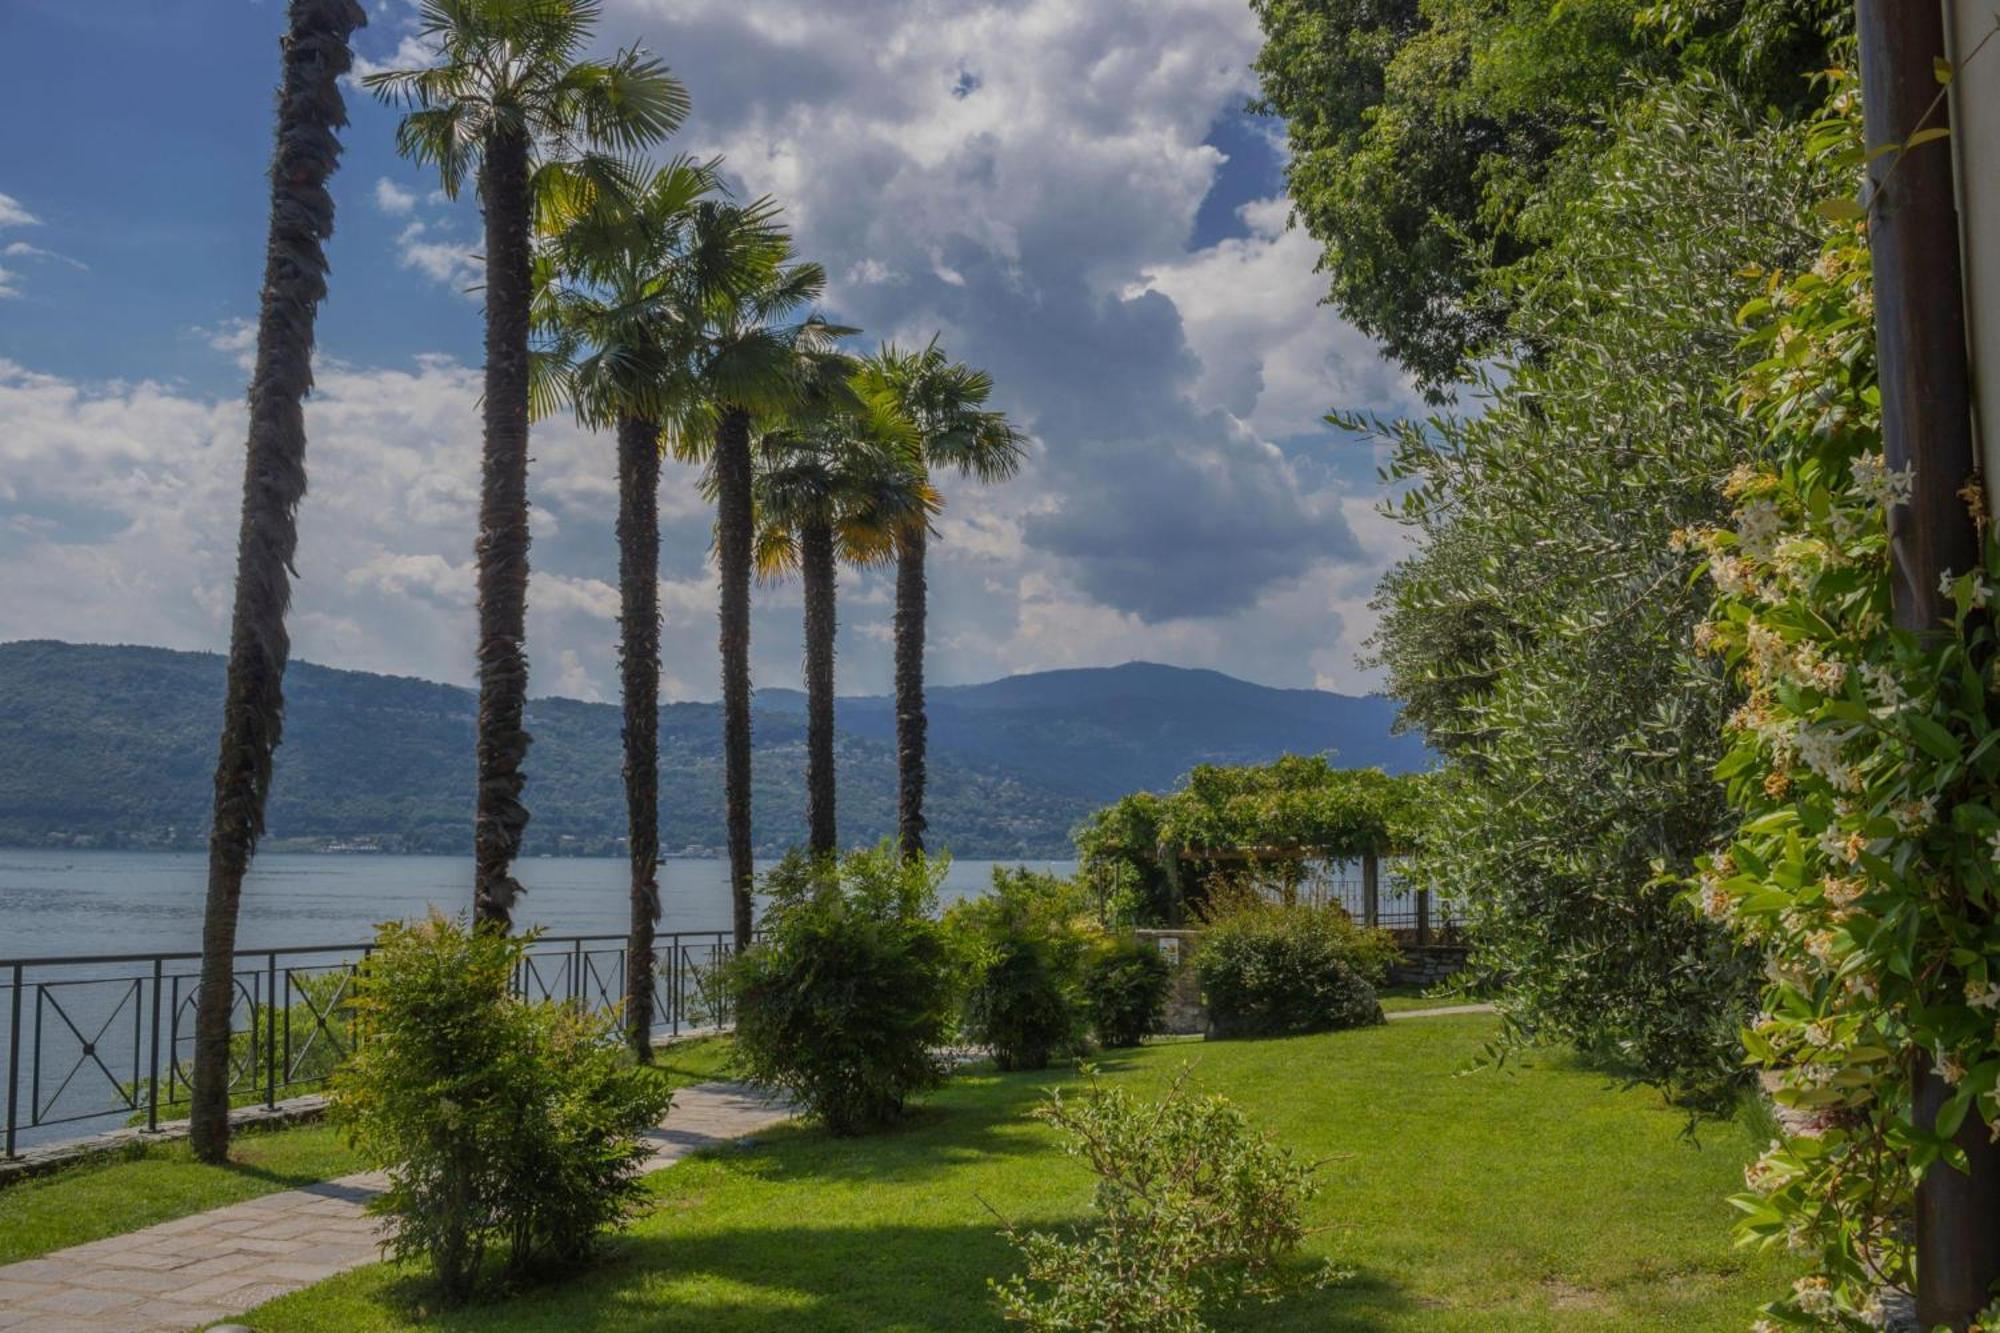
[1362,81,1828,1103]
[1245,0,1839,394]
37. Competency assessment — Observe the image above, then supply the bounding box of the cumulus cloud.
[373,177,418,215]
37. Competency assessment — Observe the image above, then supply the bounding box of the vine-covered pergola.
[1073,756,1429,931]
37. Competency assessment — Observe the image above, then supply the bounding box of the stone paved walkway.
[0,1081,792,1332]
[1386,1002,1495,1021]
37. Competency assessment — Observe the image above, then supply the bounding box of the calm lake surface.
[0,850,1076,961]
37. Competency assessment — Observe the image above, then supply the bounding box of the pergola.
[1076,757,1431,934]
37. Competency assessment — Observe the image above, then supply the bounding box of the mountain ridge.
[0,640,1425,858]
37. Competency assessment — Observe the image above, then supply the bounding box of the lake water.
[0,850,1075,961]
[0,850,1072,1152]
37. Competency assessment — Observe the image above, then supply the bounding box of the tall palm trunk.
[616,415,661,1060]
[893,524,927,859]
[715,407,756,949]
[471,126,536,930]
[190,0,365,1165]
[801,518,838,858]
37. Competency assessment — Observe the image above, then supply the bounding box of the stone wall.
[1388,944,1471,990]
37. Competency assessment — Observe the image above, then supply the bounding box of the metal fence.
[1299,857,1459,941]
[1,930,745,1160]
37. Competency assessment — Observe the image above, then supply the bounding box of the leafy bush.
[1193,904,1387,1039]
[992,1069,1328,1331]
[330,914,673,1303]
[728,846,958,1134]
[948,868,1091,1071]
[1082,938,1171,1049]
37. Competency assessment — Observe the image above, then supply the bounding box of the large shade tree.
[662,203,850,948]
[753,395,937,857]
[364,0,687,929]
[534,156,721,1059]
[861,341,1022,857]
[190,0,368,1166]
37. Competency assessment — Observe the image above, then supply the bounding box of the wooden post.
[1856,4,1999,1325]
[1361,852,1380,929]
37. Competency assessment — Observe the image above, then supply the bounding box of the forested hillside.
[0,642,1422,857]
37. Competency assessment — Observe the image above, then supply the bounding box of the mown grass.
[0,1035,737,1266]
[241,1015,1795,1331]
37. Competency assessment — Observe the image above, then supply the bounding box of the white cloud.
[373,178,418,215]
[0,1,1428,698]
[393,219,481,294]
[3,240,86,271]
[0,192,38,229]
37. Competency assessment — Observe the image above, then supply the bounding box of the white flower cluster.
[1858,661,1905,716]
[1794,724,1860,793]
[1939,568,1995,609]
[1737,500,1782,559]
[1850,452,1914,509]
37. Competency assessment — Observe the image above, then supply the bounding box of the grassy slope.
[0,1037,736,1267]
[242,1016,1795,1331]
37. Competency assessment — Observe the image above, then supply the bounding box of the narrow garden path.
[1387,1003,1494,1021]
[0,1081,793,1333]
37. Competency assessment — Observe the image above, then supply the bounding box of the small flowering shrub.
[728,846,958,1134]
[331,914,674,1304]
[1082,936,1172,1049]
[990,1069,1330,1332]
[1193,902,1388,1039]
[949,868,1091,1071]
[1687,72,2000,1328]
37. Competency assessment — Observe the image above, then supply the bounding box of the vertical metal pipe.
[147,958,162,1134]
[5,963,21,1159]
[1856,3,1997,1324]
[265,952,278,1111]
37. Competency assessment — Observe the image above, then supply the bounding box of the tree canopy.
[1246,0,1839,393]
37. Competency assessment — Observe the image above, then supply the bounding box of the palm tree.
[535,157,720,1059]
[754,398,937,857]
[862,341,1024,857]
[661,203,852,948]
[189,0,368,1166]
[364,0,687,929]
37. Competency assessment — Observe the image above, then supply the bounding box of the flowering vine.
[1686,78,2000,1330]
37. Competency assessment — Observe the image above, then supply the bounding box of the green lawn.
[239,1016,1795,1331]
[0,1035,736,1267]
[1376,983,1478,1013]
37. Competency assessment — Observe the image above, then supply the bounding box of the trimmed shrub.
[729,846,958,1134]
[1194,904,1388,1039]
[331,914,673,1303]
[948,868,1090,1071]
[1082,938,1171,1049]
[991,1068,1328,1331]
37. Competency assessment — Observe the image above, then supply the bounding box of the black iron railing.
[1,930,745,1159]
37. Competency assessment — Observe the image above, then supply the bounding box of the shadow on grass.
[334,1220,1417,1333]
[710,1055,1146,1189]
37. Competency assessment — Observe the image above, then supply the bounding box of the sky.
[0,0,1422,704]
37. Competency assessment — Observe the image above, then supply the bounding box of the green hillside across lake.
[0,641,1425,858]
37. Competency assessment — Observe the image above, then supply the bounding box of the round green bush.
[1083,938,1172,1048]
[1194,906,1387,1039]
[728,847,958,1135]
[949,868,1089,1071]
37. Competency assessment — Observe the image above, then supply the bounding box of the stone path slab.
[0,1081,792,1332]
[1386,1002,1496,1021]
